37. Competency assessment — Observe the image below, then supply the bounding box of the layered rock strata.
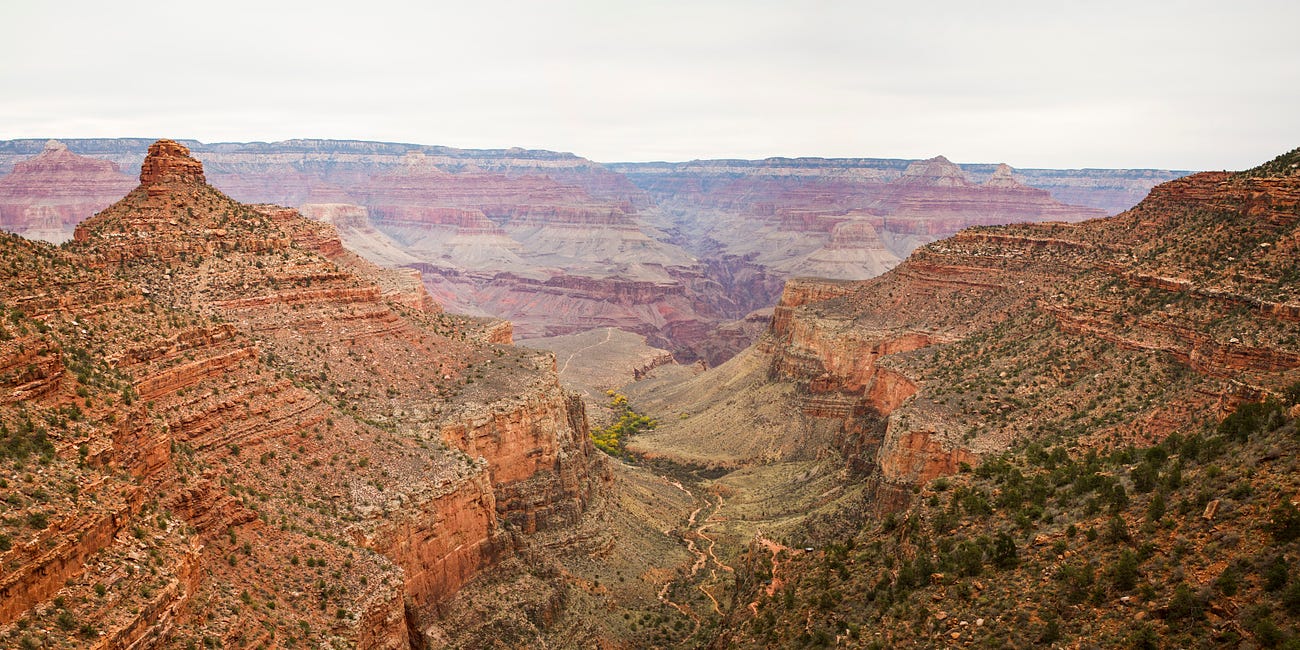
[0,141,135,242]
[0,140,603,648]
[0,139,1184,365]
[636,148,1299,503]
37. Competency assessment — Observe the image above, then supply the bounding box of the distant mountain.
[0,141,135,243]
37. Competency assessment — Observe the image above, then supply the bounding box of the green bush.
[1285,381,1300,407]
[991,532,1018,569]
[1167,583,1205,621]
[1269,501,1300,544]
[1219,400,1284,442]
[1111,550,1139,592]
[0,417,55,461]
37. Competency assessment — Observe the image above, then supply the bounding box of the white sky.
[2,0,1297,169]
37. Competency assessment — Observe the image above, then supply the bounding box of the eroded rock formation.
[0,139,1184,364]
[634,147,1300,500]
[0,140,604,648]
[0,140,135,242]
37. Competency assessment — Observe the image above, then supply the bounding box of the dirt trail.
[653,481,742,637]
[747,532,793,616]
[654,478,704,643]
[558,327,614,375]
[697,495,734,576]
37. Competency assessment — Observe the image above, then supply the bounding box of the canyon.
[632,146,1300,504]
[0,139,1184,364]
[2,135,1291,649]
[0,141,136,244]
[621,147,1300,647]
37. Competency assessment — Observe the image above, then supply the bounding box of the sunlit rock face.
[1,140,604,648]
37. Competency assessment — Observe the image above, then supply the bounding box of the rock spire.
[138,139,205,186]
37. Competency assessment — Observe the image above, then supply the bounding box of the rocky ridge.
[616,147,1300,646]
[0,140,604,648]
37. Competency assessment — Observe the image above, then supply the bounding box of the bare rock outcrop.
[1,140,605,648]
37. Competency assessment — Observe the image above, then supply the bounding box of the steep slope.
[637,148,1298,476]
[630,147,1300,647]
[723,395,1300,648]
[0,140,603,648]
[0,141,135,243]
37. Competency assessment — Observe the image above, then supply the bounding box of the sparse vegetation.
[729,400,1300,648]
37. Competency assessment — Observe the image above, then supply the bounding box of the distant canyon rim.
[0,138,1187,366]
[0,134,1296,648]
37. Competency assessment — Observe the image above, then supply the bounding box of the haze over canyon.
[0,135,1297,649]
[0,138,1185,365]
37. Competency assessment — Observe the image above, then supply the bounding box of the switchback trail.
[652,477,741,643]
[747,533,793,616]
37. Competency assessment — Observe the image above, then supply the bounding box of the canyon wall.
[0,140,603,648]
[0,138,1184,364]
[640,150,1297,506]
[0,141,135,243]
[778,161,1297,487]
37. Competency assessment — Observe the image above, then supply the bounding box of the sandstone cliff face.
[755,157,1300,492]
[641,151,1297,504]
[0,140,602,648]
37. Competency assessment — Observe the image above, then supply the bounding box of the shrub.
[1111,551,1140,592]
[1281,581,1300,615]
[1261,556,1288,592]
[1167,583,1205,621]
[952,540,983,577]
[1284,381,1300,407]
[1105,516,1130,544]
[1147,492,1166,522]
[1219,400,1283,442]
[1038,617,1061,644]
[1214,565,1242,596]
[1269,501,1300,544]
[991,532,1018,569]
[1127,623,1160,650]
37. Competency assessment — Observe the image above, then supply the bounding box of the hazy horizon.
[3,0,1297,171]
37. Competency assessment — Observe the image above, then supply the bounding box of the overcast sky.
[2,1,1296,169]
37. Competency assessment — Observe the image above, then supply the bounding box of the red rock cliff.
[1,140,605,648]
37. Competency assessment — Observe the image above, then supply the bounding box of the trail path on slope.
[651,477,743,642]
[747,533,793,616]
[694,493,734,615]
[655,477,704,643]
[558,327,614,375]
